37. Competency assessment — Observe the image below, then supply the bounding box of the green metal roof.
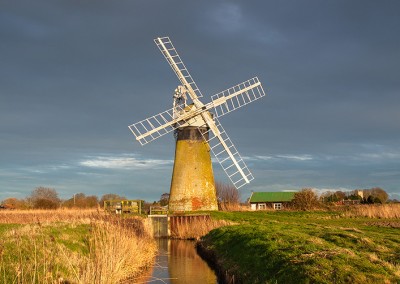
[249,192,296,203]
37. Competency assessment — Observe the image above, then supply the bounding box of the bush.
[34,198,59,209]
[30,187,60,209]
[292,188,320,210]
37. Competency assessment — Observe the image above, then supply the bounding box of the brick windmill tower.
[129,37,266,212]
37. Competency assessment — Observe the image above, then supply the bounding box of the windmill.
[129,37,266,212]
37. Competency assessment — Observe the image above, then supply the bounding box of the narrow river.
[136,239,219,283]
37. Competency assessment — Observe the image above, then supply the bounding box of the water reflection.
[137,239,218,283]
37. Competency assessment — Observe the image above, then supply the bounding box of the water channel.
[136,239,219,283]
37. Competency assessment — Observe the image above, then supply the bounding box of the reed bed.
[78,217,156,283]
[0,208,100,224]
[341,204,400,219]
[219,203,251,211]
[170,216,233,240]
[0,211,156,284]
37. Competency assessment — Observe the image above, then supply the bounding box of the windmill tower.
[129,37,266,212]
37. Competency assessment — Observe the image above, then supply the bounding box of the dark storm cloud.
[1,0,399,200]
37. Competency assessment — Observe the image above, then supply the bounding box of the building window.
[273,203,282,210]
[258,203,266,210]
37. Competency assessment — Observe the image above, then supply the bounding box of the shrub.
[292,188,320,210]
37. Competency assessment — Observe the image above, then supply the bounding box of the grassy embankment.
[0,209,156,283]
[198,204,400,284]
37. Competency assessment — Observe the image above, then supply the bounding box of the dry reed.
[76,217,156,283]
[341,204,400,219]
[0,211,157,284]
[0,208,99,224]
[219,203,251,211]
[170,216,233,239]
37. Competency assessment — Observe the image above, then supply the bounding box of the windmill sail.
[131,77,265,145]
[129,102,202,145]
[210,77,266,118]
[129,36,267,190]
[199,117,254,189]
[155,37,203,100]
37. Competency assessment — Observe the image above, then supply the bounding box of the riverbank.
[0,210,156,283]
[197,207,400,283]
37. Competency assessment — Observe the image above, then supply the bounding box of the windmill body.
[169,124,218,211]
[129,37,266,212]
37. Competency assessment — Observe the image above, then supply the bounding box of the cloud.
[369,171,400,177]
[359,152,400,161]
[79,155,172,170]
[248,154,314,162]
[275,155,313,161]
[22,164,72,174]
[208,3,243,34]
[309,187,354,196]
[253,155,274,161]
[390,192,400,199]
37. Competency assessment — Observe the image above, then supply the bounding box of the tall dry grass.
[219,202,250,211]
[341,204,400,219]
[0,208,99,224]
[77,217,156,283]
[170,215,233,239]
[0,211,156,284]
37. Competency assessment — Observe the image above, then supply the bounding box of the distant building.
[355,190,364,199]
[249,192,296,210]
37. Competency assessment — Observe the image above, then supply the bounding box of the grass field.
[199,205,400,284]
[0,209,156,284]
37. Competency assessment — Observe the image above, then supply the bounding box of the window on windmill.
[273,203,282,210]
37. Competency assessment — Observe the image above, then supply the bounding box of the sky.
[1,0,400,202]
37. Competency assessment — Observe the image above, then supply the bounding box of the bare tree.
[99,193,126,206]
[292,188,320,210]
[30,187,60,209]
[334,191,346,201]
[362,187,389,204]
[370,187,389,203]
[62,193,99,208]
[216,181,240,210]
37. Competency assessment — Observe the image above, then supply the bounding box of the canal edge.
[196,240,238,284]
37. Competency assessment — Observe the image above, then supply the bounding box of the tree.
[85,195,99,208]
[370,187,388,203]
[159,193,170,206]
[62,193,99,208]
[320,191,334,203]
[292,188,320,210]
[99,193,126,206]
[347,193,362,201]
[29,187,60,209]
[334,191,346,201]
[216,181,240,210]
[362,187,389,204]
[366,195,375,204]
[35,198,59,209]
[1,198,28,209]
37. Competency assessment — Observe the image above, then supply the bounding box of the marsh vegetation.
[1,204,399,283]
[0,209,156,283]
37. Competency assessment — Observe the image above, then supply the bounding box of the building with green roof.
[249,191,296,210]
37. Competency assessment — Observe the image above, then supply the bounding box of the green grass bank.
[198,210,400,283]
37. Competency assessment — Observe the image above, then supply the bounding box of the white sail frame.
[129,36,267,188]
